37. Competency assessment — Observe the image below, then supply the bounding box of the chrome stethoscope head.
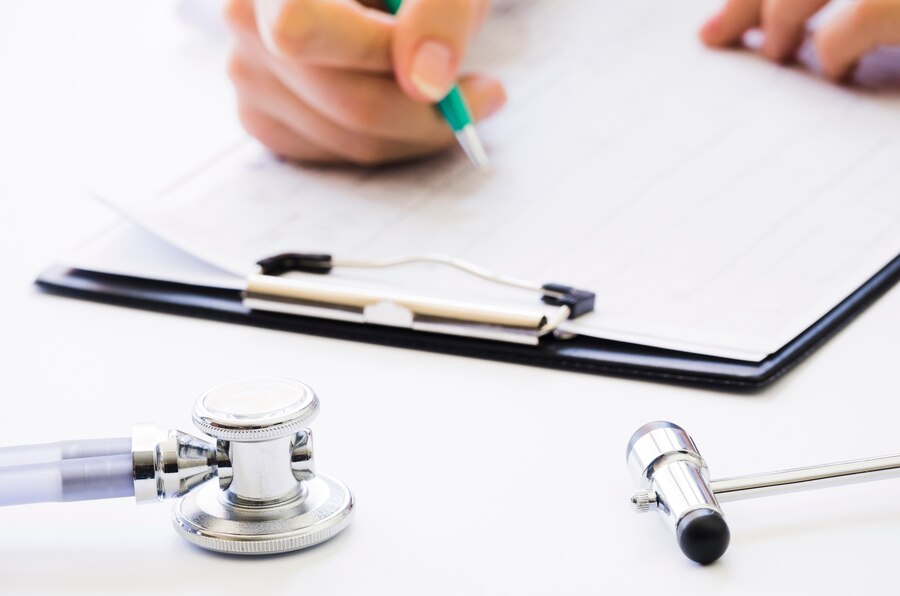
[171,377,354,554]
[2,378,354,555]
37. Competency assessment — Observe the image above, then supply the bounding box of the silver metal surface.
[173,378,353,554]
[629,420,900,562]
[226,436,301,503]
[172,473,354,555]
[244,272,568,346]
[131,424,217,503]
[192,377,319,442]
[710,453,900,502]
[630,489,658,512]
[291,430,315,482]
[626,422,723,532]
[0,378,352,554]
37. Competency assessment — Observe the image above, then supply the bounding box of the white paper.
[62,221,245,291]
[79,0,900,362]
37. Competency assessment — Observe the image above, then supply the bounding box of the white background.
[1,1,899,594]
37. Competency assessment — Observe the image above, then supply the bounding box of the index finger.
[699,0,762,47]
[391,0,490,102]
[226,0,394,71]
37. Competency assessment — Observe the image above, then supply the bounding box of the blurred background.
[0,0,238,285]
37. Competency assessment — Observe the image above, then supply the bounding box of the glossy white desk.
[1,2,898,593]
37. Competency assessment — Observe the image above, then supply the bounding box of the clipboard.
[35,250,900,390]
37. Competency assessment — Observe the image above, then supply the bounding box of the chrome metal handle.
[627,421,900,565]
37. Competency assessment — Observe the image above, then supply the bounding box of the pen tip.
[455,125,491,174]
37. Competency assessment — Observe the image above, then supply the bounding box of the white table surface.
[1,2,899,594]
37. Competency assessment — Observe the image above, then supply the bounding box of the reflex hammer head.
[626,421,730,564]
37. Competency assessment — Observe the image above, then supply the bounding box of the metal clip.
[243,253,596,346]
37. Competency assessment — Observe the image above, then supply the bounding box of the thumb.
[390,0,489,102]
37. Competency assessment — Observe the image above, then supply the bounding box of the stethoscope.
[0,377,353,555]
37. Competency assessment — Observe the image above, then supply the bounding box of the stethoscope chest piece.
[172,377,354,555]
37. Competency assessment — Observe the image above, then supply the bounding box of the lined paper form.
[78,0,900,361]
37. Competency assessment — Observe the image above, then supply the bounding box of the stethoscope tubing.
[0,437,134,506]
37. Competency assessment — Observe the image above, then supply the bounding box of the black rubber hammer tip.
[676,508,730,565]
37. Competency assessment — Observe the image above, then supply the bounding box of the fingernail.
[254,0,285,56]
[410,40,456,101]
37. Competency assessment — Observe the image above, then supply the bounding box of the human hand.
[699,0,900,81]
[223,0,506,165]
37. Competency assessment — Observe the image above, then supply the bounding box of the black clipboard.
[36,251,900,391]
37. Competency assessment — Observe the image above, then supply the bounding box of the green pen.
[384,0,491,173]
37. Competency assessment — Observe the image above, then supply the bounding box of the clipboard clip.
[243,253,596,346]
